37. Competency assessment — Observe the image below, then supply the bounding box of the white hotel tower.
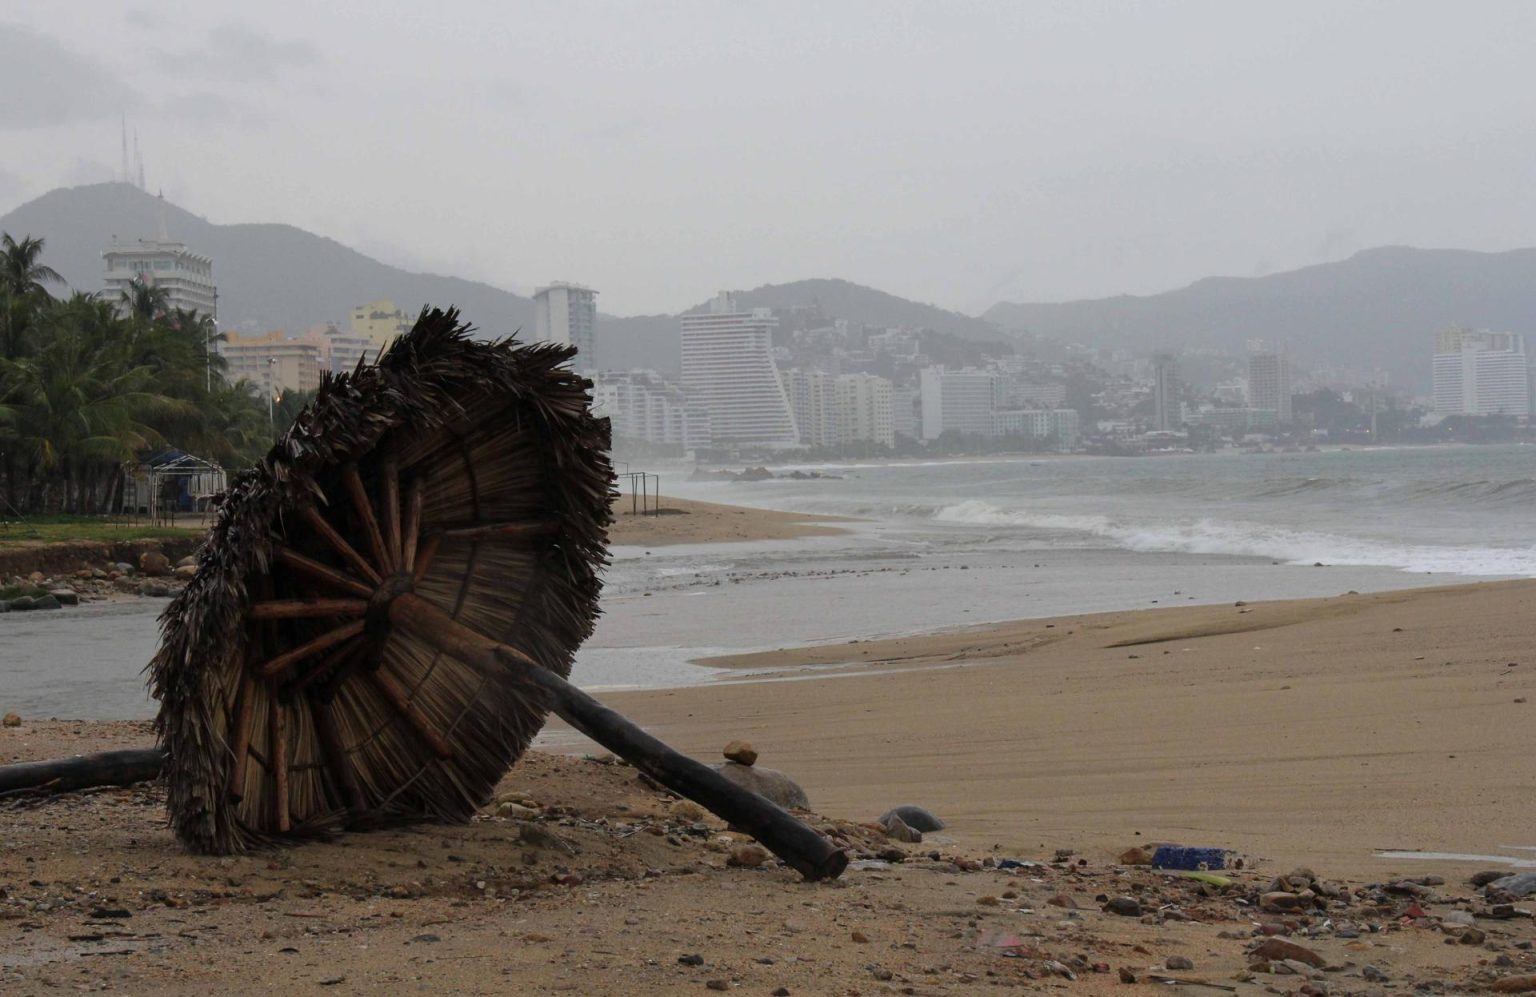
[681,292,798,447]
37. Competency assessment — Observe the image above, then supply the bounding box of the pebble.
[2,712,19,728]
[678,953,704,966]
[705,980,729,991]
[726,844,771,868]
[1492,977,1536,994]
[882,814,922,844]
[1103,896,1141,917]
[1165,955,1194,970]
[1250,937,1325,968]
[722,740,758,766]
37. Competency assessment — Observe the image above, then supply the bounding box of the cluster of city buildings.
[98,230,1534,457]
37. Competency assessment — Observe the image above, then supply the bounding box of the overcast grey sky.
[4,1,1534,315]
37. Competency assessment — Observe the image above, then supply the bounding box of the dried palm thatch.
[149,308,611,854]
[148,308,846,880]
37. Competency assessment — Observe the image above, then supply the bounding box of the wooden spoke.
[370,670,454,760]
[286,637,367,696]
[381,457,401,570]
[413,533,442,582]
[269,700,290,833]
[401,478,424,574]
[249,598,368,621]
[275,547,374,599]
[257,620,367,679]
[226,674,257,803]
[431,518,558,542]
[298,504,382,585]
[312,697,366,815]
[343,464,391,575]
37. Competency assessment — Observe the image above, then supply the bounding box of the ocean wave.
[928,500,1536,578]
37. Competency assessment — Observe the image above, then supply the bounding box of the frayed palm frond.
[146,307,614,854]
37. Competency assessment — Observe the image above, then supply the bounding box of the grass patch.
[0,516,205,547]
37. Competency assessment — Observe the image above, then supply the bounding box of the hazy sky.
[4,2,1534,315]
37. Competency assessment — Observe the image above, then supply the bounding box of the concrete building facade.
[1247,348,1293,423]
[220,331,322,398]
[533,282,598,369]
[350,300,412,354]
[102,237,217,318]
[1432,329,1532,417]
[919,367,999,439]
[1152,353,1181,431]
[681,293,798,447]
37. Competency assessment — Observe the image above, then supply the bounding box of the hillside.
[603,278,1006,372]
[0,182,538,344]
[985,246,1536,388]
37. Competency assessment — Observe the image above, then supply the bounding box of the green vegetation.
[0,514,205,547]
[0,232,283,516]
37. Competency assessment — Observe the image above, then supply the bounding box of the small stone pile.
[0,552,197,611]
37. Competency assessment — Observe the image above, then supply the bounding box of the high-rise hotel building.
[681,293,797,447]
[102,237,217,319]
[1432,329,1532,417]
[533,282,598,369]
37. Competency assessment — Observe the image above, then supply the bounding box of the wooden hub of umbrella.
[232,458,561,834]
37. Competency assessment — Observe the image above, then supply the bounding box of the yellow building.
[350,300,412,353]
[220,330,322,397]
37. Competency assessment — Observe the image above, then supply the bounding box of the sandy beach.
[608,495,850,546]
[3,497,1535,993]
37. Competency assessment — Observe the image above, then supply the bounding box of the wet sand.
[4,500,1535,992]
[587,579,1536,876]
[608,495,850,546]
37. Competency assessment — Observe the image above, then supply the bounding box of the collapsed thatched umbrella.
[148,309,844,880]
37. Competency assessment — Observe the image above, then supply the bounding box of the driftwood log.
[0,748,165,796]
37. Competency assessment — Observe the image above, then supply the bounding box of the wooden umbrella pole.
[387,591,847,881]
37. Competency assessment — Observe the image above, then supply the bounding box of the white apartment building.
[592,371,710,450]
[681,293,798,447]
[1152,353,1181,431]
[1432,329,1533,417]
[102,237,217,318]
[780,369,838,448]
[991,409,1081,451]
[1247,348,1293,423]
[780,369,895,448]
[533,282,598,369]
[834,372,895,448]
[919,367,999,439]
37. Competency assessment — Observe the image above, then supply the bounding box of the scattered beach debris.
[1152,845,1228,870]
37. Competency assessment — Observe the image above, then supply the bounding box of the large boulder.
[138,550,171,577]
[879,805,945,833]
[712,761,808,809]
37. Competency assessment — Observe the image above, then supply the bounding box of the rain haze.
[4,0,1535,313]
[8,3,1536,991]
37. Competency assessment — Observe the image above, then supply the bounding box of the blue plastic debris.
[1151,846,1227,871]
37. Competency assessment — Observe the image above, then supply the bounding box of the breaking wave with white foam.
[929,499,1536,578]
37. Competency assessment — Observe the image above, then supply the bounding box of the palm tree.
[0,328,193,512]
[1,233,65,360]
[120,276,170,325]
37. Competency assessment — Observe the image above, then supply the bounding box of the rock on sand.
[712,761,808,809]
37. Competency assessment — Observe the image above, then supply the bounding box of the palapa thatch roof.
[148,308,613,854]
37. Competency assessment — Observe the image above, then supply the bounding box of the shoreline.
[607,494,852,546]
[587,577,1536,875]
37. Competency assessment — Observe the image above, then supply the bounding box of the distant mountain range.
[0,182,542,347]
[602,278,1006,371]
[0,184,1003,374]
[986,246,1536,388]
[6,184,1531,388]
